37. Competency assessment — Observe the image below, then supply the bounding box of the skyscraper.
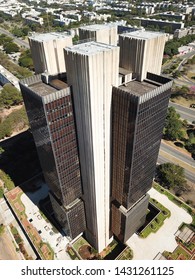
[119,30,166,81]
[111,73,173,242]
[19,74,86,240]
[64,41,119,252]
[21,27,172,254]
[29,32,72,75]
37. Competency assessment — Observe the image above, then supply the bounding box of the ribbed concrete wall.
[29,35,72,75]
[119,31,166,81]
[64,42,119,252]
[79,24,118,45]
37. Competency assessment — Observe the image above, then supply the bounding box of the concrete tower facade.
[64,42,119,252]
[29,33,72,75]
[119,30,166,81]
[79,24,118,45]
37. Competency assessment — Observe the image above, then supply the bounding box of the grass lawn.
[117,247,133,260]
[163,245,191,260]
[140,198,170,238]
[0,224,5,236]
[67,246,80,260]
[72,236,90,252]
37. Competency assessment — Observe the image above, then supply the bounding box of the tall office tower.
[64,42,119,252]
[19,74,86,239]
[119,30,166,81]
[79,24,118,45]
[111,73,173,243]
[29,33,72,75]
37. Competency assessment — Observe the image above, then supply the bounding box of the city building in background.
[79,24,118,45]
[119,30,166,81]
[29,33,72,75]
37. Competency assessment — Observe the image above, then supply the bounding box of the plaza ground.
[126,187,192,260]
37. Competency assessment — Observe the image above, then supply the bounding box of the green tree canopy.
[0,34,13,46]
[4,42,19,54]
[18,49,33,70]
[156,163,187,192]
[163,107,184,140]
[0,84,23,107]
[185,132,195,157]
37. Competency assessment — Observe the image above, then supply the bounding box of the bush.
[162,210,168,216]
[174,141,184,148]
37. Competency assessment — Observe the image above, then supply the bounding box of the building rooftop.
[29,81,56,97]
[65,41,118,55]
[29,32,71,42]
[119,67,132,76]
[119,79,158,97]
[120,30,165,40]
[79,23,116,31]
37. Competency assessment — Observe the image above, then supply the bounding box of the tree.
[156,163,187,193]
[172,70,181,78]
[163,107,184,140]
[185,132,195,158]
[0,84,23,107]
[4,42,19,54]
[0,34,13,46]
[19,56,33,69]
[11,27,24,38]
[72,35,79,45]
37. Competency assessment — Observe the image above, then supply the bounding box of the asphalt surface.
[0,27,29,48]
[168,101,195,123]
[160,141,195,167]
[177,50,195,72]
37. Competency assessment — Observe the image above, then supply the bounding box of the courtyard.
[126,187,192,260]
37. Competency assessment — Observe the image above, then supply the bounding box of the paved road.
[158,154,195,184]
[169,101,195,123]
[160,141,195,167]
[178,50,195,72]
[162,50,195,72]
[0,27,29,48]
